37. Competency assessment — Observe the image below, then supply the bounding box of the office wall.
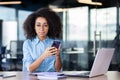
[2,21,17,50]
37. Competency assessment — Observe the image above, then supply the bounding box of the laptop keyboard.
[64,71,90,78]
[80,72,90,76]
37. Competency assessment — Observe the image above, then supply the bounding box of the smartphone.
[51,40,61,49]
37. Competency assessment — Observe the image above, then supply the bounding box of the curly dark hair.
[23,8,62,39]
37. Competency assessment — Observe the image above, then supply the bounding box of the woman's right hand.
[42,47,57,59]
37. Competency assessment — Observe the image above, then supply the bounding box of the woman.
[22,8,62,73]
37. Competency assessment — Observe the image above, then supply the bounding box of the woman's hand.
[42,47,57,59]
[55,44,61,56]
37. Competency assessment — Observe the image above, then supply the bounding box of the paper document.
[37,75,66,80]
[32,72,66,80]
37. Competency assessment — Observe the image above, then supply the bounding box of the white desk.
[0,71,119,80]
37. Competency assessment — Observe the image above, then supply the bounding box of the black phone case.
[52,41,61,48]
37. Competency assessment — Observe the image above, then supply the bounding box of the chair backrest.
[1,46,6,59]
[10,40,24,58]
[10,41,17,57]
[1,46,6,54]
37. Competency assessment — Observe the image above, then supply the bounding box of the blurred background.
[0,0,120,71]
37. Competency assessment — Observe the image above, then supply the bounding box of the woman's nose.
[40,26,44,31]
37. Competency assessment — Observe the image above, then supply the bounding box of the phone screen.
[52,41,61,49]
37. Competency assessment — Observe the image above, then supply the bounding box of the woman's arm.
[29,47,56,73]
[29,54,45,73]
[54,45,62,72]
[55,55,62,72]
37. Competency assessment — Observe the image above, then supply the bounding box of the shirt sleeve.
[22,40,33,72]
[47,57,56,71]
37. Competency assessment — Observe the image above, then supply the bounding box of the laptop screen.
[90,48,115,77]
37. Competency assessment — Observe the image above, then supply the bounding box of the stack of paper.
[37,75,66,80]
[32,72,66,80]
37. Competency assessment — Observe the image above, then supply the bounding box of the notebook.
[31,72,66,80]
[64,48,115,78]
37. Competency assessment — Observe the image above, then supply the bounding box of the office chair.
[0,46,12,71]
[0,46,6,71]
[9,40,23,71]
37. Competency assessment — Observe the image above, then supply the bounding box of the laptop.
[64,48,115,78]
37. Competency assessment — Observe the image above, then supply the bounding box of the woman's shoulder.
[24,39,31,43]
[23,39,34,46]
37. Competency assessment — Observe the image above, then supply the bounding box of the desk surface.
[0,71,119,80]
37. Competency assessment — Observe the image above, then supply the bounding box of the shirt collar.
[34,36,49,45]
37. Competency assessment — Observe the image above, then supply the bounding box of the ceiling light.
[77,0,102,6]
[49,5,69,12]
[51,8,69,12]
[0,1,22,5]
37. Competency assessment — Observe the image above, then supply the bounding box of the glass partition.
[0,6,16,21]
[62,7,89,70]
[0,6,16,50]
[18,10,32,40]
[62,7,117,71]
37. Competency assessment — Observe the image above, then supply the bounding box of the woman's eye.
[44,25,48,27]
[36,25,40,26]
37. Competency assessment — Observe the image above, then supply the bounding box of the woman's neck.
[38,36,47,41]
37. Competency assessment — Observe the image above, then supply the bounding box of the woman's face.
[35,17,49,40]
